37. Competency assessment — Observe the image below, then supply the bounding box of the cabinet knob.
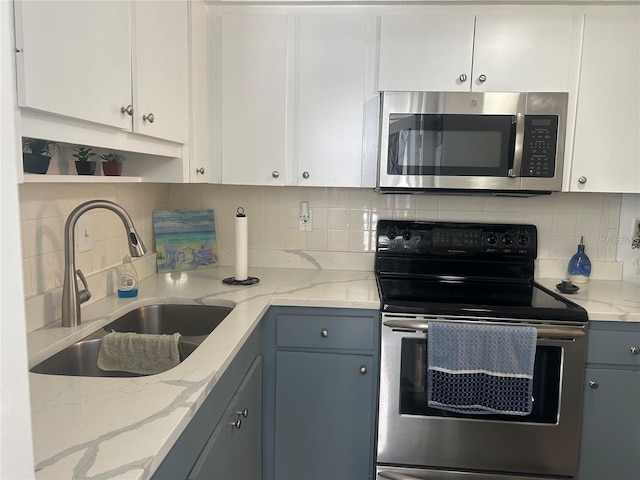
[121,105,134,116]
[229,419,242,429]
[459,74,468,83]
[302,171,310,179]
[320,329,328,338]
[143,112,155,124]
[578,176,588,184]
[478,74,487,83]
[359,365,367,375]
[272,171,280,179]
[195,167,205,175]
[631,346,640,355]
[237,408,249,418]
[589,380,599,389]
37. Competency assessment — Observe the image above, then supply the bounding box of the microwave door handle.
[509,113,525,177]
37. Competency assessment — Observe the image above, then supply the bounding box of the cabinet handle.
[578,176,588,184]
[302,171,310,179]
[321,329,328,338]
[143,112,155,124]
[272,171,280,179]
[121,105,133,116]
[230,419,242,429]
[458,74,468,82]
[359,365,367,375]
[589,380,599,389]
[631,346,640,355]
[478,74,487,83]
[195,167,205,174]
[237,408,249,418]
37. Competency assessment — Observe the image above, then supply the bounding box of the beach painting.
[153,209,218,273]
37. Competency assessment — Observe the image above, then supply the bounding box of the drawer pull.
[321,329,328,338]
[631,346,640,356]
[359,365,367,375]
[230,419,242,429]
[237,408,248,418]
[589,380,599,389]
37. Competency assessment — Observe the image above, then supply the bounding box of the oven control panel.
[376,220,537,257]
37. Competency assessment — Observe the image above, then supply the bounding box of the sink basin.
[30,303,234,377]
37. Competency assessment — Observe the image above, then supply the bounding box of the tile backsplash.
[19,182,623,299]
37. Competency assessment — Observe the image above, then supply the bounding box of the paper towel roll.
[234,208,248,281]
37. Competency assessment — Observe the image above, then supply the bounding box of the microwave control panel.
[521,115,559,178]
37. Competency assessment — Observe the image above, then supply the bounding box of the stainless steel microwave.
[376,91,568,195]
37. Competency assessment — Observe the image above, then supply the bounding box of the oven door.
[376,315,587,477]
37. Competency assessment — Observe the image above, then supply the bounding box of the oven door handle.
[383,319,585,339]
[378,471,422,480]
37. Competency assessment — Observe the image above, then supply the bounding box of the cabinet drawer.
[586,329,640,366]
[276,314,375,352]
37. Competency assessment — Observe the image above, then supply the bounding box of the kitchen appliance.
[374,220,588,480]
[377,91,568,195]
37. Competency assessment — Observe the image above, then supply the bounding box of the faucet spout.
[62,200,147,327]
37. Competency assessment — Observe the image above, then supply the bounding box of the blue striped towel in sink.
[427,321,537,415]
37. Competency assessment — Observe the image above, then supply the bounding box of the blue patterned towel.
[427,321,537,415]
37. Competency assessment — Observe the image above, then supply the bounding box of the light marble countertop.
[27,268,640,479]
[28,267,379,480]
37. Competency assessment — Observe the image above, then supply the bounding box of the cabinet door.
[378,15,475,92]
[578,367,640,480]
[274,351,373,480]
[570,11,640,193]
[220,15,288,186]
[133,0,189,144]
[188,357,262,480]
[295,15,367,187]
[473,14,578,92]
[14,0,131,130]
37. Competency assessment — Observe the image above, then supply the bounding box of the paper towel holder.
[223,207,260,286]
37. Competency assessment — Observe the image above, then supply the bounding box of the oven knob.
[387,228,397,240]
[501,234,513,246]
[485,233,497,245]
[402,230,412,241]
[517,233,529,247]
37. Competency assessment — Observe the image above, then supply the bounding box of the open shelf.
[22,174,142,183]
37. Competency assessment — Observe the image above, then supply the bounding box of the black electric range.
[375,220,587,323]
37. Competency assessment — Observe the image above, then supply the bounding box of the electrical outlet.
[77,217,93,252]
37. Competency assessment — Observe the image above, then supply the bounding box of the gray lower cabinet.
[578,321,640,480]
[153,327,261,480]
[262,306,379,480]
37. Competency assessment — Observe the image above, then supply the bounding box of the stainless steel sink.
[30,303,234,377]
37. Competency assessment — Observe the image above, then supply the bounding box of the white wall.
[1,0,35,476]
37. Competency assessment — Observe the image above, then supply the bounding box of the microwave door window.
[387,114,516,176]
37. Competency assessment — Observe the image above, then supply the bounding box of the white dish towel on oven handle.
[427,321,537,415]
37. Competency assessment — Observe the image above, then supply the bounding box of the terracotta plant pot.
[23,153,51,174]
[102,162,123,176]
[75,161,97,176]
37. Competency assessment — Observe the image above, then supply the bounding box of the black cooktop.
[375,220,588,322]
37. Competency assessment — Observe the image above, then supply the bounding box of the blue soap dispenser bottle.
[568,236,591,284]
[117,255,138,298]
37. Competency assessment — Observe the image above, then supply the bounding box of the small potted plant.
[22,138,58,174]
[72,146,96,175]
[100,152,126,176]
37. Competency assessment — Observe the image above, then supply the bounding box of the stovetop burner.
[375,220,587,323]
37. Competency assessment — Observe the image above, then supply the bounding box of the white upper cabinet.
[133,1,189,144]
[14,0,189,145]
[569,9,640,193]
[219,15,288,186]
[295,15,368,187]
[379,15,475,92]
[14,1,132,130]
[379,13,580,93]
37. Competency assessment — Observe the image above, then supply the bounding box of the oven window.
[399,338,561,423]
[387,114,516,176]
